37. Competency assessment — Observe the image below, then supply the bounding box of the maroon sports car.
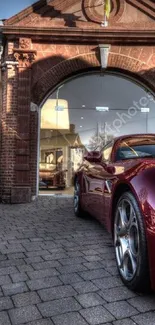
[74,134,155,292]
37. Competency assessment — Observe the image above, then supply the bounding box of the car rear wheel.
[74,181,84,218]
[114,191,150,292]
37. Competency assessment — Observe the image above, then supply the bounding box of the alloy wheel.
[114,198,140,282]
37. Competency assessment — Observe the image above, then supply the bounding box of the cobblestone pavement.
[0,196,155,325]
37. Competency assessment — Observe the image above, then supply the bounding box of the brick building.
[0,0,155,203]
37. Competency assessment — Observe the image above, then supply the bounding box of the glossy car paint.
[76,134,155,291]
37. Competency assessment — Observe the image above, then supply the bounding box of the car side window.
[102,142,113,162]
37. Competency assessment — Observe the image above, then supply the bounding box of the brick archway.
[32,50,155,106]
[1,0,155,203]
[30,50,155,201]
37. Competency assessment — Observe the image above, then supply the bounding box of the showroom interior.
[39,72,155,196]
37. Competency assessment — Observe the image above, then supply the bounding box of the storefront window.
[39,73,155,195]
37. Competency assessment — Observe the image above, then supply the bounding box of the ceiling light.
[82,105,86,108]
[81,117,84,119]
[96,107,109,112]
[140,108,150,113]
[80,125,83,128]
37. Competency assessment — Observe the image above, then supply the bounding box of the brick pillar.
[0,42,19,202]
[10,38,37,203]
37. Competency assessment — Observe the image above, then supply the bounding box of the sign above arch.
[83,0,125,24]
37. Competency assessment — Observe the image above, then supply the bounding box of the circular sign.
[83,0,125,24]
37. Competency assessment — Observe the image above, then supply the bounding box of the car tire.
[74,180,84,218]
[114,191,150,292]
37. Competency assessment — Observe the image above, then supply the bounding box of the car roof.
[113,133,155,144]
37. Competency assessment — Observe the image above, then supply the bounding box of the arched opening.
[38,70,155,195]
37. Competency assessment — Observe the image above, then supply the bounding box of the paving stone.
[28,268,59,279]
[132,312,155,325]
[0,259,25,268]
[104,266,118,276]
[52,312,88,325]
[57,264,87,274]
[27,276,62,291]
[83,262,104,270]
[17,264,34,273]
[99,286,136,302]
[2,282,28,296]
[0,296,13,311]
[10,272,29,282]
[26,320,54,325]
[26,250,49,257]
[67,251,85,257]
[79,269,110,281]
[0,266,18,276]
[9,239,30,245]
[64,246,83,252]
[44,248,65,254]
[76,292,105,308]
[23,243,42,251]
[32,261,61,270]
[1,197,155,325]
[101,260,116,268]
[43,253,68,261]
[25,256,44,264]
[30,238,44,242]
[80,305,115,324]
[1,246,26,255]
[105,301,138,319]
[9,305,41,325]
[82,249,99,256]
[128,295,155,312]
[13,292,41,307]
[0,275,11,285]
[99,253,115,260]
[92,277,123,290]
[82,255,102,262]
[59,257,86,265]
[0,311,11,325]
[0,255,7,261]
[38,297,81,317]
[59,273,83,284]
[7,253,26,259]
[113,319,137,325]
[38,285,76,301]
[73,281,99,294]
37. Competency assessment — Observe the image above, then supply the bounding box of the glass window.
[115,136,155,161]
[102,142,113,162]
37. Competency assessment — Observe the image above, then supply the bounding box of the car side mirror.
[84,151,102,163]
